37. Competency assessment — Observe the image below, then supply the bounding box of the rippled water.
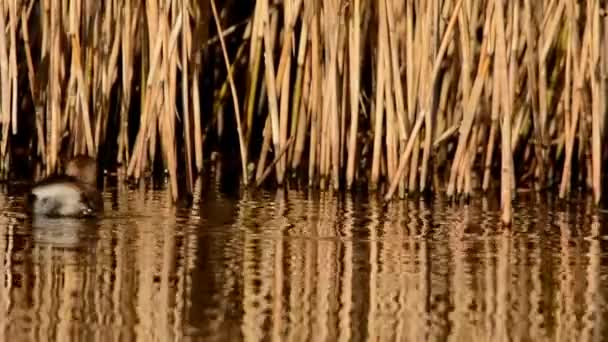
[1,175,608,341]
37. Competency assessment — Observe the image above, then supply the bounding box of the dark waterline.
[0,176,607,341]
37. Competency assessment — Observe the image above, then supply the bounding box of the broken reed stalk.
[2,0,607,215]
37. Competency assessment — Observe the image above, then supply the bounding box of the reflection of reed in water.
[31,217,98,248]
[0,180,198,341]
[0,183,607,340]
[584,211,603,342]
[236,194,608,341]
[30,216,98,341]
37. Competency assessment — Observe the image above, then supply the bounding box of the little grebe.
[27,155,103,217]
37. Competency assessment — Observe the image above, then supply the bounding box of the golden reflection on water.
[0,179,607,341]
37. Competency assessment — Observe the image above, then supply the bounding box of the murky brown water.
[1,175,607,341]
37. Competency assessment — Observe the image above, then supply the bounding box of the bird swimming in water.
[26,155,103,218]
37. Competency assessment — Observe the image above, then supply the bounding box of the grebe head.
[64,155,98,186]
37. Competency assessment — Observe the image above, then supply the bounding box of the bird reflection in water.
[31,216,99,250]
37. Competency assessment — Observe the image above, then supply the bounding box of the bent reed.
[0,0,606,223]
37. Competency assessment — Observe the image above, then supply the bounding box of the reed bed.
[1,0,607,223]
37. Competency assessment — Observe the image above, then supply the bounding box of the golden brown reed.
[1,1,607,221]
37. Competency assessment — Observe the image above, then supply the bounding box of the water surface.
[1,176,607,341]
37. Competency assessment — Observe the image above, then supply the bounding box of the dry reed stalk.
[256,135,296,187]
[386,0,408,140]
[181,0,193,193]
[494,0,512,225]
[345,0,360,189]
[255,117,271,183]
[370,1,386,190]
[445,1,476,197]
[507,0,519,192]
[211,0,249,184]
[590,0,601,203]
[274,1,301,91]
[404,6,423,193]
[408,2,433,193]
[243,0,264,147]
[161,3,179,200]
[385,0,462,201]
[407,130,419,192]
[317,11,331,190]
[94,3,120,156]
[287,21,308,168]
[191,70,203,172]
[117,0,138,165]
[419,0,438,193]
[386,1,408,194]
[256,1,305,184]
[308,10,320,186]
[261,0,283,185]
[333,20,345,190]
[339,56,347,176]
[67,0,94,157]
[379,0,395,186]
[187,0,207,175]
[484,22,504,194]
[384,71,397,184]
[383,111,424,201]
[560,0,587,198]
[321,0,341,190]
[404,1,416,127]
[128,0,162,180]
[47,0,62,173]
[20,3,46,160]
[522,0,544,190]
[145,46,160,176]
[278,40,291,184]
[7,0,18,137]
[0,3,11,157]
[463,126,479,196]
[291,44,311,171]
[213,43,247,116]
[540,1,566,189]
